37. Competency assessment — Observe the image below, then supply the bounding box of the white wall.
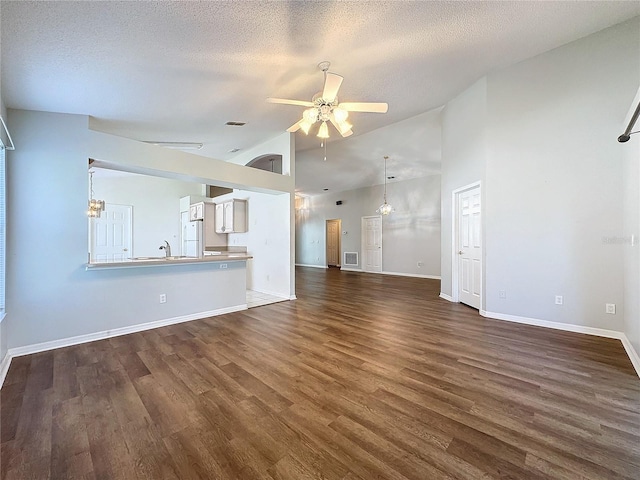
[622,86,640,359]
[483,18,639,331]
[296,175,441,278]
[216,190,292,298]
[0,16,8,367]
[6,109,294,350]
[441,18,640,333]
[93,173,202,257]
[226,132,297,298]
[440,77,487,297]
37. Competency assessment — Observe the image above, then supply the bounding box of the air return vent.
[344,252,358,267]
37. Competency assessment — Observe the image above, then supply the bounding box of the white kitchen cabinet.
[215,199,247,233]
[189,202,205,221]
[184,202,225,254]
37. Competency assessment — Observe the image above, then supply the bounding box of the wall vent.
[344,252,358,266]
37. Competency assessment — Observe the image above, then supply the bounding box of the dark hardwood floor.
[2,267,639,479]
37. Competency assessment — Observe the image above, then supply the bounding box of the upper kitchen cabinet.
[215,199,247,233]
[190,202,203,221]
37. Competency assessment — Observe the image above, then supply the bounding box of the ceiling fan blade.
[339,102,388,113]
[322,73,343,102]
[287,120,302,132]
[267,98,314,107]
[328,114,352,138]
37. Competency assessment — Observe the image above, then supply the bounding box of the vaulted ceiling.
[2,1,639,195]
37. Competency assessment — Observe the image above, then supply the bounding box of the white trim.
[380,271,440,280]
[621,336,640,377]
[248,289,291,301]
[295,263,327,269]
[480,309,640,378]
[340,267,362,273]
[0,351,11,387]
[0,311,5,323]
[451,181,482,309]
[439,292,454,302]
[289,295,297,300]
[7,305,247,360]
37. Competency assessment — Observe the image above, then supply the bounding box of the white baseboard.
[295,264,327,269]
[380,271,441,280]
[480,309,640,378]
[289,295,297,300]
[249,288,291,301]
[339,268,440,280]
[3,305,247,380]
[0,351,11,388]
[439,292,454,302]
[621,336,640,377]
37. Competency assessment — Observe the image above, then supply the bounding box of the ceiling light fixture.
[88,170,105,218]
[377,156,394,216]
[267,61,388,140]
[143,141,203,150]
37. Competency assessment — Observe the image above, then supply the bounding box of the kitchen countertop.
[86,253,252,270]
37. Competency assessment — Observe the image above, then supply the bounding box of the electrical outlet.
[499,290,506,299]
[606,303,616,314]
[417,261,423,268]
[159,294,166,304]
[555,295,563,305]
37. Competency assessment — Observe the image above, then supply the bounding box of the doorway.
[326,219,341,267]
[361,215,382,273]
[90,203,133,262]
[453,183,482,309]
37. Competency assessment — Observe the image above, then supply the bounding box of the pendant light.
[88,170,105,218]
[377,156,393,215]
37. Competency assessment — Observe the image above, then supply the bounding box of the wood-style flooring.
[2,267,639,479]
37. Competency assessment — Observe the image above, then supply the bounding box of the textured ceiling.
[2,1,639,195]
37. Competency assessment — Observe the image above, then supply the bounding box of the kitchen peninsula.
[85,251,252,270]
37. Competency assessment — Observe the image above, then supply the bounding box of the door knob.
[458,250,463,255]
[123,248,128,252]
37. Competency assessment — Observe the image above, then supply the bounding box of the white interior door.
[456,186,481,309]
[90,204,132,262]
[362,216,382,273]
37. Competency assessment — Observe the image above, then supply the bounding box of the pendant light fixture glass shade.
[303,108,318,125]
[377,156,393,215]
[317,121,330,139]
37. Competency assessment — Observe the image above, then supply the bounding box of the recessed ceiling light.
[225,121,246,126]
[228,148,241,153]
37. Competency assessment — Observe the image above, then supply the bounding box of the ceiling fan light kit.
[267,61,388,140]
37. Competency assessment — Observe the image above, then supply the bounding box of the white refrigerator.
[181,211,202,257]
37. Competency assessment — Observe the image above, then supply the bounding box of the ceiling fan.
[267,61,388,139]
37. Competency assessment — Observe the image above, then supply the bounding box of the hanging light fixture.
[377,156,394,215]
[88,170,105,218]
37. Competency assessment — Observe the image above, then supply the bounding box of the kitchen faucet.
[159,240,171,258]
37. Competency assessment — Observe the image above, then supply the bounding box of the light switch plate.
[606,303,616,314]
